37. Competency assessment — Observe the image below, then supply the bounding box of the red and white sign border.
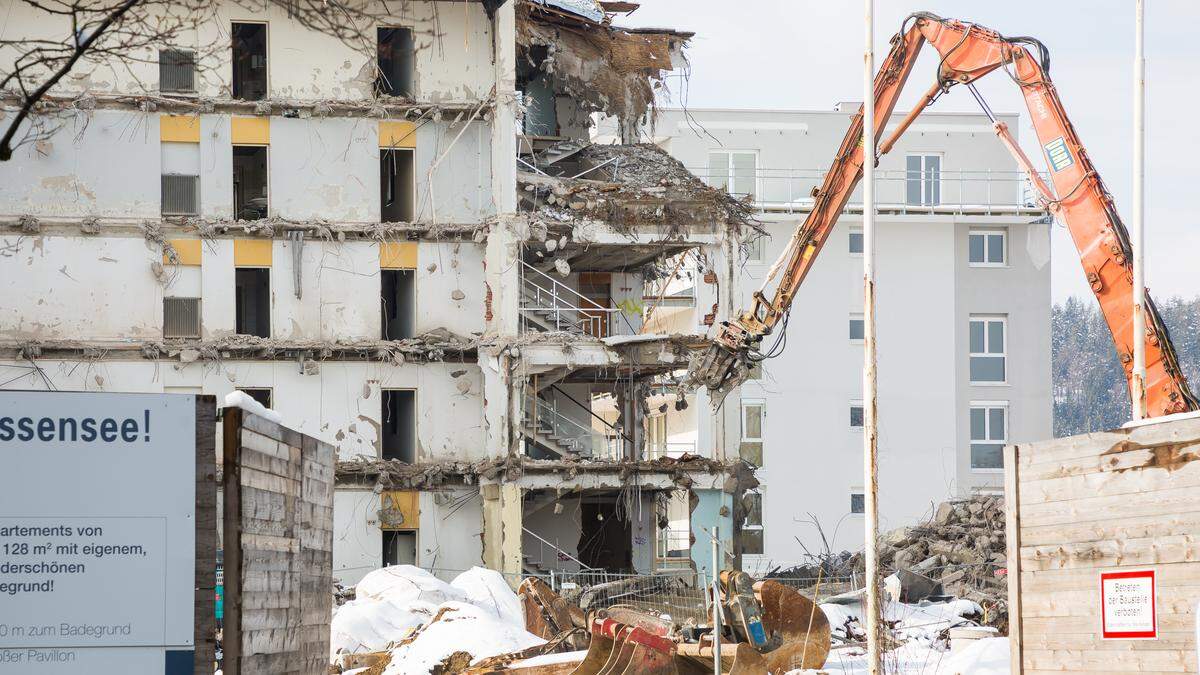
[1100,568,1157,640]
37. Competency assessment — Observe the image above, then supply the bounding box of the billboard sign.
[0,392,196,673]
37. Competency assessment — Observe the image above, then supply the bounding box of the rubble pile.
[518,143,759,232]
[335,452,757,492]
[769,495,1009,632]
[872,495,1009,631]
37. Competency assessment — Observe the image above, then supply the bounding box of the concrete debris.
[0,329,481,364]
[517,2,691,138]
[335,453,755,492]
[774,494,1009,632]
[553,258,570,276]
[518,143,759,232]
[1,216,489,242]
[0,89,492,121]
[0,327,707,368]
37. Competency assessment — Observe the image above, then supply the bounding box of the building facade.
[626,106,1053,567]
[0,1,757,587]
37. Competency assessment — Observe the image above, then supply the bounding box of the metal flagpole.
[862,1,882,673]
[1131,0,1147,420]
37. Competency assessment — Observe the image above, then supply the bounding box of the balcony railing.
[519,261,635,337]
[647,440,697,460]
[690,167,1050,215]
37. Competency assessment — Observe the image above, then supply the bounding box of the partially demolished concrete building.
[0,0,757,584]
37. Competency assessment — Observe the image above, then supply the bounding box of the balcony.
[688,166,1050,216]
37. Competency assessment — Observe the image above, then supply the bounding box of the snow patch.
[937,637,1010,675]
[221,390,284,424]
[380,601,544,675]
[791,600,1001,674]
[450,567,525,627]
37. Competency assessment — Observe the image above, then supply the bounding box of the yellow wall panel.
[234,240,273,267]
[380,491,420,530]
[163,239,202,266]
[379,120,417,149]
[231,117,270,145]
[160,115,201,143]
[380,242,418,269]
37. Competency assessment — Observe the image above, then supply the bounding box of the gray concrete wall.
[955,218,1053,493]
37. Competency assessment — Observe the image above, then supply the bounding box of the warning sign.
[1100,569,1157,639]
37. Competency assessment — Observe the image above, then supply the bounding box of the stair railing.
[523,526,594,570]
[519,260,628,337]
[528,396,614,458]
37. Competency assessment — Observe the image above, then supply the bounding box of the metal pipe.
[711,525,721,674]
[1131,0,1147,420]
[862,2,882,674]
[877,80,942,155]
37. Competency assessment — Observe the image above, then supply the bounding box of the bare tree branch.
[1,0,419,160]
[1,0,140,159]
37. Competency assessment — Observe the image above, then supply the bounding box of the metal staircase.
[522,396,619,460]
[519,261,625,337]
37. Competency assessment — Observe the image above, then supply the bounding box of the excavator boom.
[692,12,1197,417]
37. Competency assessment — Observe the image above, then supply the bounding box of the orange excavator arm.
[693,12,1197,418]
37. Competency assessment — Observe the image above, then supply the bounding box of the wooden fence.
[1006,414,1200,674]
[222,408,335,674]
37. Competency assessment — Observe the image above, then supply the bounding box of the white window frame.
[707,149,759,200]
[849,489,865,515]
[969,400,1008,473]
[741,489,764,556]
[848,226,863,257]
[849,400,864,430]
[905,152,943,207]
[849,313,865,344]
[969,315,1007,385]
[740,399,764,443]
[968,228,1008,267]
[744,234,766,264]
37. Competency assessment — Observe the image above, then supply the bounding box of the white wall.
[0,0,496,102]
[0,111,160,218]
[0,235,163,340]
[0,358,485,462]
[2,235,485,344]
[0,111,494,224]
[333,489,383,586]
[334,487,485,587]
[270,118,379,222]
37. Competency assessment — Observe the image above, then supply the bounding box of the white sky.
[620,0,1200,301]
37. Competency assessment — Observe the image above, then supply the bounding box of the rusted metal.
[566,576,831,674]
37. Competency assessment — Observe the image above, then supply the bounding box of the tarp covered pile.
[330,566,544,674]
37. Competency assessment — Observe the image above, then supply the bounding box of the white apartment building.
[623,106,1054,566]
[0,1,758,586]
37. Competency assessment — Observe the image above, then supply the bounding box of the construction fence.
[398,559,1003,629]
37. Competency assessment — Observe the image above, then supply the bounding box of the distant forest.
[1053,295,1200,436]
